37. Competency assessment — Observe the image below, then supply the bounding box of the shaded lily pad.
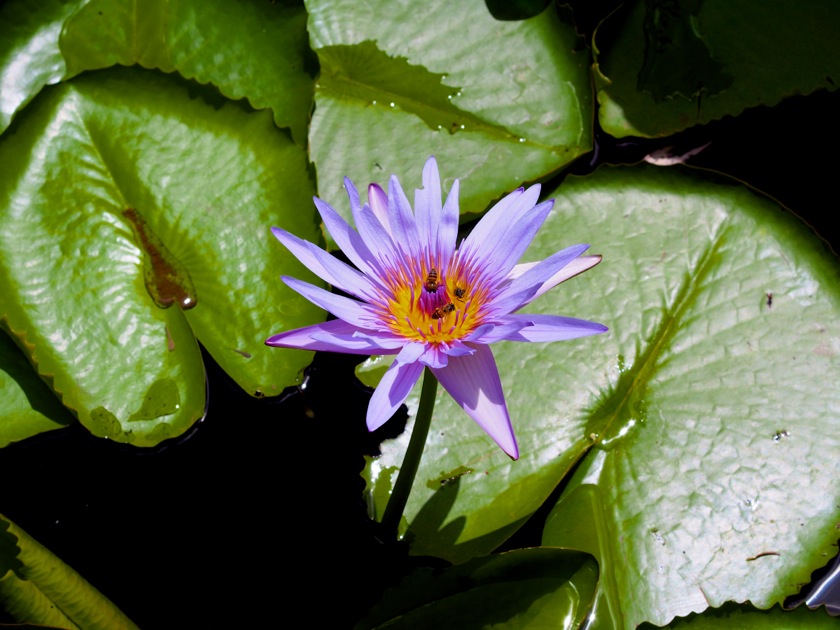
[594,0,840,137]
[0,513,138,628]
[306,0,592,228]
[356,548,597,630]
[368,164,840,626]
[0,67,323,445]
[0,330,74,447]
[643,602,839,629]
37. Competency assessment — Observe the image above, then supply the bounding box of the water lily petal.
[481,200,555,280]
[441,339,477,357]
[271,227,380,301]
[493,314,608,342]
[509,255,602,306]
[460,186,532,258]
[397,341,426,363]
[281,276,378,329]
[314,196,382,278]
[438,177,460,270]
[368,183,391,236]
[266,319,388,354]
[387,174,421,260]
[418,343,448,369]
[458,198,554,286]
[490,244,591,315]
[344,176,363,216]
[355,204,402,271]
[464,321,529,344]
[347,329,409,351]
[367,351,425,431]
[432,344,518,460]
[414,156,441,250]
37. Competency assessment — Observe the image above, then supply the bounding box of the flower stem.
[381,367,438,536]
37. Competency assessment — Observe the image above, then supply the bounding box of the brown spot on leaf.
[123,208,197,310]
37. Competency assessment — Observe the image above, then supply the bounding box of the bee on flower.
[266,157,606,459]
[431,303,456,320]
[423,269,439,293]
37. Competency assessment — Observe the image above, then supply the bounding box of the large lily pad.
[306,0,592,225]
[594,0,840,138]
[368,164,840,626]
[59,0,314,145]
[0,0,313,144]
[0,67,323,445]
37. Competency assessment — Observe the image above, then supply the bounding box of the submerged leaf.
[595,0,840,137]
[636,0,733,101]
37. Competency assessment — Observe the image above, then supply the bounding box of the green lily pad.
[59,0,314,145]
[368,165,840,626]
[0,331,74,447]
[0,67,323,445]
[594,0,840,137]
[0,513,138,628]
[0,0,313,144]
[356,548,597,630]
[306,0,592,228]
[0,0,87,135]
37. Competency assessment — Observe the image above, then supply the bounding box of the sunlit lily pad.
[306,0,592,227]
[0,67,323,445]
[368,164,840,626]
[59,0,314,145]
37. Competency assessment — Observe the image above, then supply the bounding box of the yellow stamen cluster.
[378,260,484,344]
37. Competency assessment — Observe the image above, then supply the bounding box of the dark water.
[2,348,407,627]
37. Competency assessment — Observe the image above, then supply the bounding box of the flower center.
[379,257,486,344]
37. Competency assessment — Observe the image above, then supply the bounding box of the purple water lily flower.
[266,157,606,459]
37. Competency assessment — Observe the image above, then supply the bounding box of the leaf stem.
[381,367,437,536]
